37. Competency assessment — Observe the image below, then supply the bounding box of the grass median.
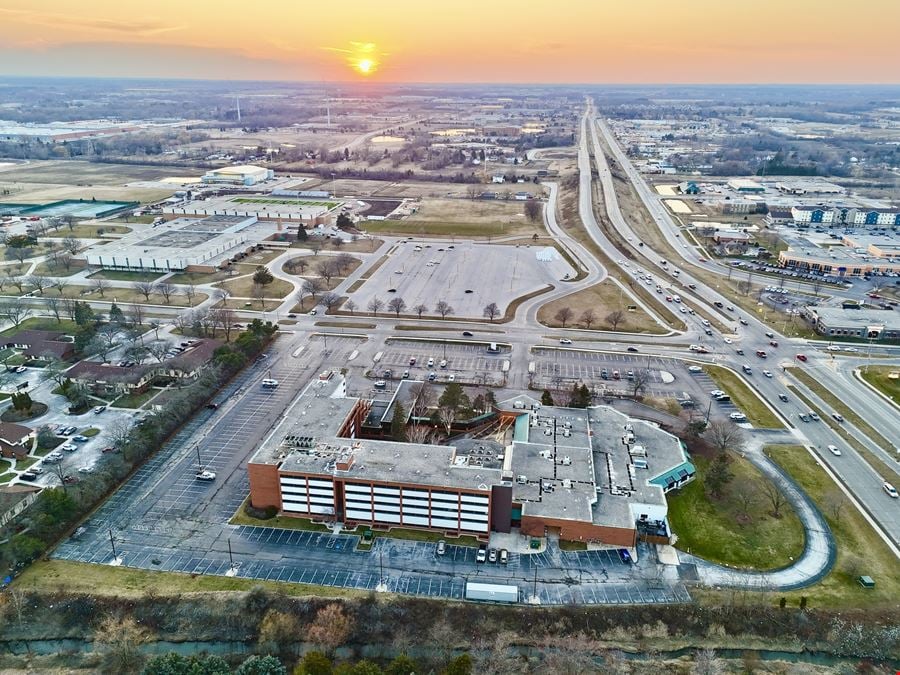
[764,444,899,609]
[13,560,366,599]
[667,453,804,570]
[858,365,900,406]
[702,364,784,428]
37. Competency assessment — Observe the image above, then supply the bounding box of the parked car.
[436,540,446,556]
[476,545,487,563]
[61,443,78,452]
[499,548,509,564]
[73,435,89,443]
[196,470,216,481]
[618,549,632,564]
[93,406,106,414]
[729,412,747,421]
[488,548,498,563]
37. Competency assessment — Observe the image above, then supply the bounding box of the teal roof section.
[650,460,696,489]
[513,413,530,443]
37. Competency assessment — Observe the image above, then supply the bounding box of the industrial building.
[83,214,259,272]
[201,165,274,186]
[247,374,695,547]
[163,194,339,227]
[727,178,765,193]
[802,307,900,341]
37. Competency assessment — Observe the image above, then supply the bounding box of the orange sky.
[1,0,898,82]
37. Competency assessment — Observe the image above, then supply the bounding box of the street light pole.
[108,528,118,560]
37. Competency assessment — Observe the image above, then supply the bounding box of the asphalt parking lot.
[349,240,570,319]
[50,332,691,605]
[376,339,509,386]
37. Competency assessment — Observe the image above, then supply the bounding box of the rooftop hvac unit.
[562,479,572,489]
[624,424,634,432]
[633,458,648,470]
[630,445,647,456]
[517,475,528,484]
[562,456,572,466]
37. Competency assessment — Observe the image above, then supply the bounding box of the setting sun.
[356,58,374,75]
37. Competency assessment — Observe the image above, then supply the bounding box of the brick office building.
[247,376,694,547]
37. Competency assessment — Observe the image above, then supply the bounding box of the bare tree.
[580,308,596,329]
[692,648,725,675]
[128,302,145,328]
[524,199,542,222]
[309,240,323,256]
[148,318,162,340]
[51,278,70,296]
[412,382,435,418]
[605,309,625,331]
[317,259,339,285]
[413,303,428,318]
[133,280,157,302]
[251,282,266,308]
[435,300,454,319]
[46,296,62,322]
[92,276,110,297]
[306,603,353,656]
[215,287,231,305]
[58,252,74,271]
[27,275,49,296]
[61,234,80,255]
[287,257,309,275]
[318,292,341,311]
[210,308,238,341]
[483,302,500,321]
[1,298,31,328]
[181,284,197,307]
[343,298,357,314]
[554,306,573,327]
[387,296,407,317]
[97,324,119,350]
[367,296,384,316]
[704,420,746,455]
[823,489,847,523]
[156,282,175,304]
[732,482,759,519]
[760,478,788,519]
[9,246,33,264]
[335,252,356,273]
[406,425,433,444]
[146,340,171,363]
[629,369,651,397]
[302,278,323,302]
[437,406,457,436]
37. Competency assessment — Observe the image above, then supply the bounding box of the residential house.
[0,422,35,460]
[3,329,75,361]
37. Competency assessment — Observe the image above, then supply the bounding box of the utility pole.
[108,529,118,561]
[228,538,234,569]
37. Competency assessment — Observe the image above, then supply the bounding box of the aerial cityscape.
[0,1,898,674]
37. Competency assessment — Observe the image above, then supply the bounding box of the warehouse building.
[84,214,259,272]
[247,375,695,547]
[727,178,765,193]
[164,194,338,227]
[201,164,273,186]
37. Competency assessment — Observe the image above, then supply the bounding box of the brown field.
[407,197,533,224]
[537,282,664,334]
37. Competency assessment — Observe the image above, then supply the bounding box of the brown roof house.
[0,422,35,460]
[4,329,75,361]
[65,362,155,396]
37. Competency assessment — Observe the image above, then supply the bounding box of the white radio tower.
[235,96,241,123]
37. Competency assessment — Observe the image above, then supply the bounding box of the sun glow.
[356,58,374,75]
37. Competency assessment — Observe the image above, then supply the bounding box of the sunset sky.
[1,0,898,83]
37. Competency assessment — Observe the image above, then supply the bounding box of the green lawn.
[703,364,784,428]
[0,318,79,336]
[13,560,367,599]
[15,457,39,471]
[790,367,894,454]
[230,497,331,532]
[365,527,480,548]
[111,389,159,409]
[44,224,131,238]
[559,540,588,551]
[82,427,101,437]
[858,365,900,404]
[765,445,900,608]
[216,275,293,300]
[0,473,14,484]
[667,454,804,569]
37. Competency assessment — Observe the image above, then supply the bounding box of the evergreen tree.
[297,225,309,241]
[109,303,125,325]
[390,401,408,442]
[540,389,555,406]
[438,382,470,411]
[705,455,733,498]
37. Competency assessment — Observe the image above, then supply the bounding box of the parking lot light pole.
[195,444,202,471]
[228,538,235,569]
[108,528,118,561]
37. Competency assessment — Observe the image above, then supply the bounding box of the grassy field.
[111,389,159,409]
[789,367,895,454]
[536,281,664,334]
[765,445,900,608]
[703,364,784,428]
[407,197,532,224]
[216,275,293,299]
[785,385,898,482]
[667,454,804,570]
[31,259,88,277]
[230,500,331,532]
[314,321,376,329]
[44,224,132,238]
[858,365,900,405]
[0,317,79,336]
[232,197,339,208]
[363,219,542,239]
[13,559,366,599]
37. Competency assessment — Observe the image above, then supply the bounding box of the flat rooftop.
[807,307,900,330]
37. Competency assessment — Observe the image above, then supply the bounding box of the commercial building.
[3,329,75,361]
[164,194,339,227]
[803,307,900,341]
[247,375,695,547]
[774,179,844,196]
[83,215,258,273]
[201,165,274,186]
[778,244,900,277]
[791,206,900,228]
[727,178,765,193]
